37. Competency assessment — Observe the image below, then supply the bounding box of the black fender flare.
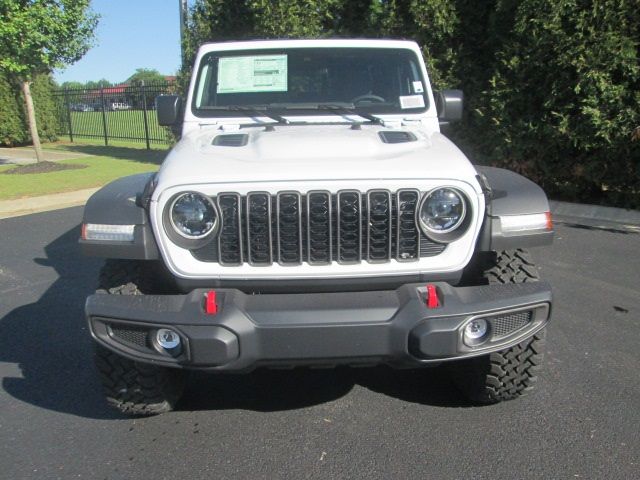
[79,173,160,259]
[475,166,554,251]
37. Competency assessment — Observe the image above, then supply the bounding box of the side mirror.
[435,89,464,124]
[156,95,182,126]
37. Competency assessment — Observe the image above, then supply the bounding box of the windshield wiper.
[316,103,383,125]
[204,103,382,125]
[227,105,290,124]
[264,102,384,125]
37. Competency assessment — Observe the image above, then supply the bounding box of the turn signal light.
[545,211,553,230]
[81,223,135,242]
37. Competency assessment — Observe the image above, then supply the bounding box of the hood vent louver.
[212,133,249,147]
[378,131,418,144]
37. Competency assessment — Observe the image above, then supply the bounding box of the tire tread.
[451,249,547,404]
[93,260,185,416]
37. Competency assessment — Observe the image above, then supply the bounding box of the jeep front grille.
[193,190,446,266]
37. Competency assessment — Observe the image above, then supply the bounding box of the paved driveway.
[0,207,638,479]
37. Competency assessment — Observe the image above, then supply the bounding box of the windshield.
[192,47,429,117]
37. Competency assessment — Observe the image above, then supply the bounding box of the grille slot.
[396,189,421,261]
[217,193,243,265]
[246,192,273,265]
[489,311,533,339]
[337,191,363,263]
[276,192,303,264]
[307,191,332,264]
[194,189,447,265]
[109,324,149,348]
[367,190,392,262]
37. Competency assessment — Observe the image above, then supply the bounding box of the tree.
[182,0,341,84]
[0,72,25,145]
[85,79,112,89]
[1,71,59,146]
[126,68,166,86]
[123,69,168,109]
[0,0,98,162]
[456,0,640,207]
[60,80,85,90]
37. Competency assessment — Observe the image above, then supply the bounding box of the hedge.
[0,72,59,147]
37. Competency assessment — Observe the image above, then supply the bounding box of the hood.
[155,124,478,191]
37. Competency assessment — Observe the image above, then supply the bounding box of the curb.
[550,200,640,231]
[0,187,99,220]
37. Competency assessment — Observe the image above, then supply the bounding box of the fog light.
[463,318,488,346]
[156,328,181,350]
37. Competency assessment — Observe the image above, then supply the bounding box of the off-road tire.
[482,248,540,284]
[451,249,547,404]
[93,260,186,416]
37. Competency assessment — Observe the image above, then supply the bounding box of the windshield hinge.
[220,123,241,131]
[381,119,403,129]
[198,121,219,129]
[401,118,424,126]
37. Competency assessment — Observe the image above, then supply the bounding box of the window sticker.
[412,81,424,93]
[399,95,425,109]
[217,55,288,93]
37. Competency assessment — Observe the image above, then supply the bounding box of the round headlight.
[169,192,217,239]
[418,188,466,235]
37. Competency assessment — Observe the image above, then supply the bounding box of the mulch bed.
[2,161,87,175]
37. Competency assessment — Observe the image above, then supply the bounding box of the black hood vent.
[212,133,249,147]
[378,131,418,144]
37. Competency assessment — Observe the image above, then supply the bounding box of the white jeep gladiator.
[80,39,553,415]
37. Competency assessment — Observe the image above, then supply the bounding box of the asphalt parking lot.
[0,206,638,479]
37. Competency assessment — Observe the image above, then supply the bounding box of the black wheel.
[93,260,186,416]
[451,249,547,404]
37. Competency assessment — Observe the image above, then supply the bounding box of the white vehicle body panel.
[154,126,476,190]
[152,39,485,281]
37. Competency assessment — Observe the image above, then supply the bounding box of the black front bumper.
[86,281,552,371]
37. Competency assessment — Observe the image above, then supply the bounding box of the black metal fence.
[52,81,178,149]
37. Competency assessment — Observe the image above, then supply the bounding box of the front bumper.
[86,282,551,371]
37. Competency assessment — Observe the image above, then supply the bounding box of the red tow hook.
[205,290,218,315]
[426,284,440,309]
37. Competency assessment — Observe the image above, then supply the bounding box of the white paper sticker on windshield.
[412,81,424,93]
[217,55,288,93]
[399,95,425,109]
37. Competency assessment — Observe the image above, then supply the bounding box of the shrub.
[0,72,27,146]
[0,72,59,146]
[30,74,60,143]
[453,0,640,207]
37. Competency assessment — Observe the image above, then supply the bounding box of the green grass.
[65,110,173,145]
[50,137,170,151]
[47,140,170,163]
[0,155,159,201]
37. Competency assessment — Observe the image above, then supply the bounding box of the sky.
[54,0,184,84]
